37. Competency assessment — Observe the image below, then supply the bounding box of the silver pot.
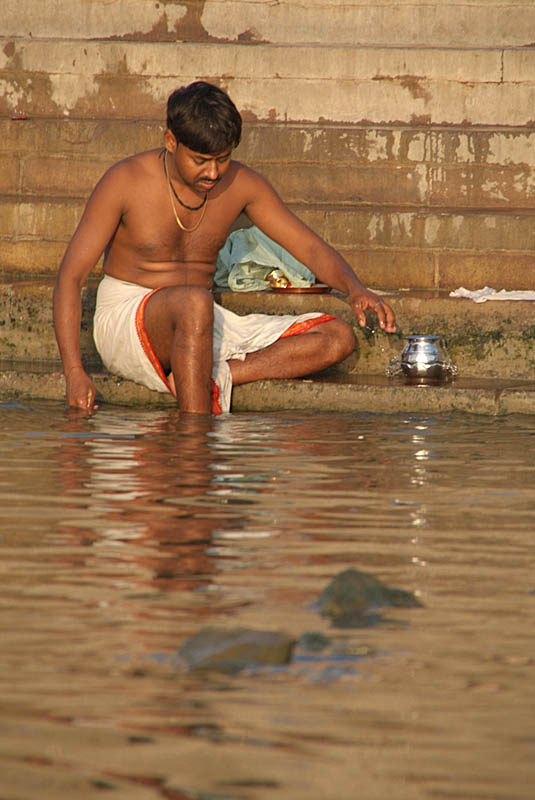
[400,335,455,380]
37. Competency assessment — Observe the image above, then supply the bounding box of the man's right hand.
[65,366,98,411]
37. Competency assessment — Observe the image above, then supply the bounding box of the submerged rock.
[313,568,423,628]
[178,627,296,673]
[298,632,331,652]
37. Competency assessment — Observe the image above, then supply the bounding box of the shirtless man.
[53,81,396,414]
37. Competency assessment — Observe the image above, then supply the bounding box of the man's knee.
[323,318,356,362]
[165,285,213,333]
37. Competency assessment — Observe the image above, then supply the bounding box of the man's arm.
[53,167,125,410]
[242,168,396,332]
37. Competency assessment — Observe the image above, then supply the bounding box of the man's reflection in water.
[54,408,419,597]
[55,409,245,594]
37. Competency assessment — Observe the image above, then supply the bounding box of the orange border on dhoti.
[135,293,336,414]
[279,313,336,338]
[135,287,173,393]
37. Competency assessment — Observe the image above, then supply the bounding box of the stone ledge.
[4,197,535,297]
[2,367,535,417]
[2,279,535,379]
[2,39,535,126]
[232,375,535,417]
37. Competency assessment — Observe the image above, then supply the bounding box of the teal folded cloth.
[214,225,316,291]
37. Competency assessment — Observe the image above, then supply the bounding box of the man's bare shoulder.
[85,149,163,215]
[222,159,276,204]
[230,160,268,184]
[102,148,162,185]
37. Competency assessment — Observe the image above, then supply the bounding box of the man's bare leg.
[143,286,214,413]
[229,318,355,385]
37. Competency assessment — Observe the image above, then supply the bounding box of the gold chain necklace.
[163,150,207,233]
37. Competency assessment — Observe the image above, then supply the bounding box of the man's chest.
[120,197,238,262]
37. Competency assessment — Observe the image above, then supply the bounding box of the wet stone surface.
[177,627,296,673]
[312,568,424,628]
[173,568,422,676]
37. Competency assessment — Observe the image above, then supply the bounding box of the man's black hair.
[166,81,242,154]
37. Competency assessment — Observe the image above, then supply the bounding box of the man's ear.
[164,128,178,153]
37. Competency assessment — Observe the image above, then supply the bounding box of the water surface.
[0,401,534,800]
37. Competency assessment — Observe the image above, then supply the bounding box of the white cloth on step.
[450,286,535,303]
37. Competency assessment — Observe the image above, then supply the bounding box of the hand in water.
[65,367,99,412]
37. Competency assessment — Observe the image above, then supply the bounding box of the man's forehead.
[180,143,233,159]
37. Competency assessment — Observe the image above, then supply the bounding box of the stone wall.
[2,0,535,290]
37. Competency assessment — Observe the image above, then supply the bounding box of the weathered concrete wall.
[1,0,535,289]
[4,0,535,47]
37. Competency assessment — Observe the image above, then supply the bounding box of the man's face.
[173,142,232,194]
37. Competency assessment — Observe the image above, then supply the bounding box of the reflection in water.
[77,412,222,592]
[0,402,534,799]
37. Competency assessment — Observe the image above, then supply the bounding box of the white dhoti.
[93,275,333,413]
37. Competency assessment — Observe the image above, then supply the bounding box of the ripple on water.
[0,402,534,799]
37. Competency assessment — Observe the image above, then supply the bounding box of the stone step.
[2,365,535,417]
[3,114,534,290]
[2,33,534,292]
[2,278,535,380]
[5,119,534,213]
[2,276,535,415]
[4,0,535,48]
[2,195,533,291]
[2,39,534,127]
[3,3,534,303]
